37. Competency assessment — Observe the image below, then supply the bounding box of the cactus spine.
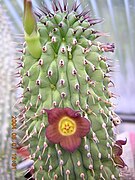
[0,6,16,180]
[17,0,126,179]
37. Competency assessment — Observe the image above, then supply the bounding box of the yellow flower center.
[58,117,77,136]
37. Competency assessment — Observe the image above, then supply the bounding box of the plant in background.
[17,0,127,179]
[0,5,16,180]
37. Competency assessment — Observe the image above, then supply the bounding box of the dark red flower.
[112,139,127,168]
[45,108,90,153]
[17,145,34,179]
[17,146,30,159]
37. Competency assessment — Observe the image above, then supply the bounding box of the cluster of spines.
[17,1,123,179]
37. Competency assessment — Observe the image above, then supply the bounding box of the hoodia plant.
[17,0,127,179]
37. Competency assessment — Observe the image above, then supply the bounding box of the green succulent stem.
[24,31,42,58]
[17,0,126,179]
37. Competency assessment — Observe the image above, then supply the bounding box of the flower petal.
[17,146,30,158]
[45,108,66,124]
[64,107,81,118]
[113,156,127,168]
[60,135,81,153]
[75,117,90,137]
[46,123,62,144]
[113,144,123,156]
[45,107,90,152]
[116,139,127,147]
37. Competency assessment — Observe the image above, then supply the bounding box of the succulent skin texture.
[18,0,127,179]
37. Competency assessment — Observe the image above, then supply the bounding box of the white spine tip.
[87,153,91,158]
[38,155,41,160]
[53,101,57,106]
[61,92,66,98]
[84,144,89,150]
[39,58,44,65]
[40,165,43,171]
[60,79,65,86]
[60,160,64,165]
[51,36,56,42]
[72,69,77,75]
[66,170,70,175]
[54,174,58,179]
[75,84,80,90]
[100,164,103,170]
[73,38,77,45]
[38,94,42,100]
[111,174,116,179]
[49,165,53,171]
[98,152,101,159]
[61,47,66,53]
[76,100,80,106]
[80,173,85,178]
[59,59,64,67]
[36,79,40,85]
[42,46,47,52]
[58,150,62,155]
[48,70,53,77]
[77,161,81,166]
[89,164,93,170]
[102,123,106,128]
